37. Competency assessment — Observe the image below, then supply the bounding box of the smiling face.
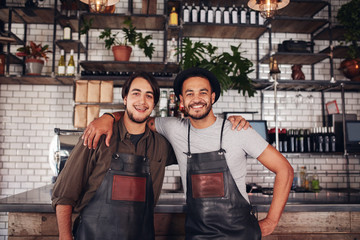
[180,76,215,120]
[123,77,155,124]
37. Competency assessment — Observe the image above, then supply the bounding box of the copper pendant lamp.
[80,0,119,13]
[248,0,290,18]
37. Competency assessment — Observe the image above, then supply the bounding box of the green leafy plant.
[80,18,93,35]
[16,41,52,61]
[178,38,256,97]
[336,0,360,59]
[99,18,155,59]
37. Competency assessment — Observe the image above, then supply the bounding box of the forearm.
[56,204,74,240]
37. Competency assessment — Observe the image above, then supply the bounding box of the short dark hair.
[122,72,160,106]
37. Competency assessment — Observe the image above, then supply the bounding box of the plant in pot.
[16,41,52,75]
[336,0,360,82]
[177,38,256,97]
[99,18,155,61]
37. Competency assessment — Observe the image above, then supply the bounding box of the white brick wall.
[0,0,359,239]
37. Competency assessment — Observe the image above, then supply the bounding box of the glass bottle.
[169,7,178,26]
[317,127,324,152]
[300,166,307,189]
[311,166,320,191]
[231,4,238,24]
[329,126,336,152]
[63,23,72,40]
[183,3,190,23]
[215,4,222,24]
[240,4,247,24]
[191,3,198,22]
[324,127,330,152]
[207,4,214,23]
[249,8,257,24]
[159,90,168,117]
[199,2,206,23]
[223,6,230,24]
[57,49,66,76]
[168,37,177,63]
[168,90,178,117]
[66,49,75,76]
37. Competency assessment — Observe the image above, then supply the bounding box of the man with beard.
[52,72,178,240]
[83,68,293,239]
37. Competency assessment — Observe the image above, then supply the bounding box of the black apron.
[73,130,155,240]
[185,119,261,240]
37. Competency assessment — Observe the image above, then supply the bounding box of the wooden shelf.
[0,7,57,24]
[320,46,349,59]
[182,23,267,39]
[80,61,180,73]
[56,40,86,53]
[182,0,248,7]
[0,75,73,85]
[81,13,165,30]
[261,52,328,65]
[252,79,360,92]
[314,26,346,41]
[269,17,328,34]
[57,16,80,32]
[276,0,328,18]
[0,31,24,45]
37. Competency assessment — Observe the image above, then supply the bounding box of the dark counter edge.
[0,185,360,213]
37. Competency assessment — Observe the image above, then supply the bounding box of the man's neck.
[123,114,146,134]
[189,110,217,129]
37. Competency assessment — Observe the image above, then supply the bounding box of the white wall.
[1,0,360,238]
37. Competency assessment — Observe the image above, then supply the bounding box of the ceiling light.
[80,0,119,13]
[248,0,290,19]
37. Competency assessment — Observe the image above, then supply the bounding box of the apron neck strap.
[185,118,227,156]
[116,123,148,159]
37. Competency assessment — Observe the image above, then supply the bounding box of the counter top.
[0,185,359,213]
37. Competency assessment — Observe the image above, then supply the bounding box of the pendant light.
[248,0,290,19]
[80,0,119,13]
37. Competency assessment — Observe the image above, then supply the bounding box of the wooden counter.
[1,185,360,240]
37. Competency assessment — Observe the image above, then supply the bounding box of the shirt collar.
[117,117,150,142]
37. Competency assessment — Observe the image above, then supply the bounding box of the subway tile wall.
[1,0,359,238]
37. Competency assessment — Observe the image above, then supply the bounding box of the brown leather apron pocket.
[191,172,225,198]
[111,175,146,202]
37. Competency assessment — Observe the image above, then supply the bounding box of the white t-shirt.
[155,117,269,203]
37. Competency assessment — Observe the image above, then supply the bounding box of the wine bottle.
[311,166,320,191]
[215,5,222,24]
[207,4,214,23]
[191,3,198,22]
[223,6,230,24]
[169,7,178,26]
[258,12,265,25]
[249,8,257,24]
[199,3,206,23]
[66,49,75,76]
[183,3,190,23]
[329,126,336,152]
[231,5,238,24]
[58,49,66,76]
[240,5,247,24]
[63,23,72,40]
[317,127,324,152]
[324,127,330,152]
[168,38,177,63]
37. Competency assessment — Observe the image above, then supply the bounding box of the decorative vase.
[112,45,132,61]
[339,58,360,82]
[25,58,44,75]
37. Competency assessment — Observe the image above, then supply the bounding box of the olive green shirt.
[51,118,177,212]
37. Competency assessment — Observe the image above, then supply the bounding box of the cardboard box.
[87,80,101,102]
[100,81,114,103]
[74,80,88,103]
[87,105,100,126]
[74,105,87,128]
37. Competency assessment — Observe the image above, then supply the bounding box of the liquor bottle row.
[80,71,174,77]
[182,3,265,25]
[293,166,320,192]
[158,90,185,118]
[269,127,337,153]
[57,49,75,76]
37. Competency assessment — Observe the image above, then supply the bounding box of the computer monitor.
[345,121,360,153]
[248,120,269,141]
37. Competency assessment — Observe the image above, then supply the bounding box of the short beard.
[185,104,212,120]
[126,109,150,124]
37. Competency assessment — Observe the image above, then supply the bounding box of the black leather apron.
[185,119,261,240]
[74,130,155,240]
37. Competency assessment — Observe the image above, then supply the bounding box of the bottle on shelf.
[191,3,198,22]
[311,166,320,191]
[183,3,190,23]
[329,126,336,152]
[57,49,66,76]
[258,12,265,25]
[199,2,206,23]
[240,5,247,24]
[317,127,324,152]
[249,8,257,24]
[223,6,230,24]
[300,166,307,189]
[169,7,178,26]
[304,129,312,152]
[63,23,72,40]
[231,5,238,24]
[168,90,178,117]
[215,4,222,24]
[159,90,168,117]
[289,129,295,153]
[66,49,75,76]
[282,129,288,153]
[324,127,330,152]
[311,127,318,152]
[168,38,177,63]
[207,4,214,23]
[298,129,305,153]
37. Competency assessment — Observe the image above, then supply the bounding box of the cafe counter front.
[0,184,359,240]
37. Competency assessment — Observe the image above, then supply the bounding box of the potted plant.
[336,0,360,81]
[99,18,155,61]
[177,38,256,97]
[16,41,52,75]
